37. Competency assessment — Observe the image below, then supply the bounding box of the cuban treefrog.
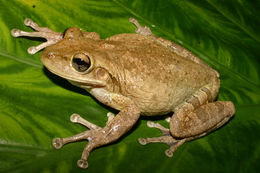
[11,18,235,169]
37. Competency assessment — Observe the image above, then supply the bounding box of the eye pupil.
[72,53,91,72]
[73,58,89,71]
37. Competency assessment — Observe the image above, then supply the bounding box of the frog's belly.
[130,84,197,116]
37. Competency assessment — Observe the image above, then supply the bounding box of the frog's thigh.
[170,101,235,138]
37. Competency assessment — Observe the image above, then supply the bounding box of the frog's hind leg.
[139,100,235,157]
[129,18,153,36]
[138,120,186,157]
[139,83,235,157]
[170,101,235,139]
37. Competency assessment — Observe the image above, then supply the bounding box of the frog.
[11,18,235,169]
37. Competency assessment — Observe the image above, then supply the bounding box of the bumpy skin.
[11,18,235,169]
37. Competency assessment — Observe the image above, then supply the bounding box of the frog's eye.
[71,53,92,73]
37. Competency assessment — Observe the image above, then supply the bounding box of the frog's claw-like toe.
[77,159,88,169]
[11,18,63,54]
[138,121,186,157]
[129,18,153,36]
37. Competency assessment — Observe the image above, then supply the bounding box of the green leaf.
[0,0,259,172]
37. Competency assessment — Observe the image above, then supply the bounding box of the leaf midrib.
[0,143,49,155]
[0,51,42,68]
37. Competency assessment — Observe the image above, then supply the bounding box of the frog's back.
[107,33,218,115]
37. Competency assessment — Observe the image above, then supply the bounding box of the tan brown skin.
[11,18,235,169]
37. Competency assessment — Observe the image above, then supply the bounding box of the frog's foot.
[52,113,113,169]
[51,107,140,170]
[138,121,186,157]
[129,18,153,36]
[11,18,63,54]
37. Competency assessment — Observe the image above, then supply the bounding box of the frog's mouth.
[47,67,106,89]
[68,80,104,89]
[65,76,106,89]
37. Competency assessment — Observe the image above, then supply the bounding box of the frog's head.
[41,27,114,89]
[11,18,116,90]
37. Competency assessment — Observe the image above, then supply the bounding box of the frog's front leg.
[11,18,63,54]
[139,85,235,157]
[52,96,140,169]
